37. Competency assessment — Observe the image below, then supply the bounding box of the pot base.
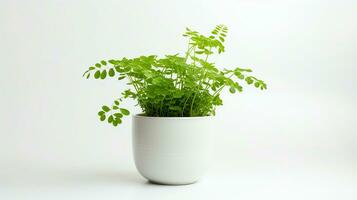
[148,179,198,186]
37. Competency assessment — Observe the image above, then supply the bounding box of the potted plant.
[83,25,267,185]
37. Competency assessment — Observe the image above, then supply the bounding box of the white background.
[1,0,357,199]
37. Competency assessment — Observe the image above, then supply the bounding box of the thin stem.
[159,96,165,116]
[189,92,197,116]
[204,47,212,62]
[212,73,234,96]
[181,92,192,116]
[184,40,194,62]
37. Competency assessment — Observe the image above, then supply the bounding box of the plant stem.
[181,92,192,116]
[189,92,197,116]
[212,73,235,96]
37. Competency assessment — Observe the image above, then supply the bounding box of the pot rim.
[133,113,214,120]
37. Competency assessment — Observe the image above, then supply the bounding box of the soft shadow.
[9,168,201,187]
[46,169,145,186]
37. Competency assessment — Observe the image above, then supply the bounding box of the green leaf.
[108,115,113,123]
[114,113,123,118]
[112,106,119,110]
[95,63,101,68]
[100,115,106,121]
[236,67,252,72]
[113,120,118,126]
[229,86,236,93]
[120,108,130,116]
[212,85,216,91]
[109,68,115,77]
[245,77,253,84]
[89,66,95,70]
[115,66,121,72]
[86,73,90,79]
[100,70,107,79]
[102,106,110,112]
[94,70,101,79]
[237,86,243,92]
[113,118,122,126]
[101,60,107,65]
[118,76,125,80]
[98,111,105,116]
[108,60,117,64]
[254,82,260,88]
[114,100,120,105]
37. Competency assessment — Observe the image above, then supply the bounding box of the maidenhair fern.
[83,24,267,126]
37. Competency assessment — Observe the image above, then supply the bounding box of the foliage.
[83,25,267,126]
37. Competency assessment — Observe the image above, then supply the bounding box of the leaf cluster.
[83,25,267,126]
[97,99,130,126]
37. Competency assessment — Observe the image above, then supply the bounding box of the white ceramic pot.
[132,114,215,185]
